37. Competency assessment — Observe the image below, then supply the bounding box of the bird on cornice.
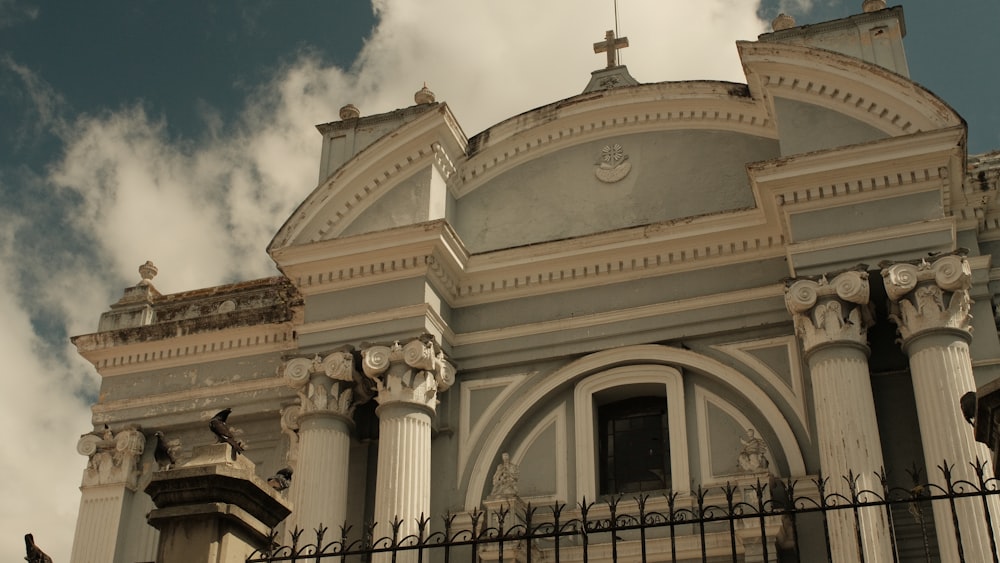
[209,408,245,460]
[267,467,293,492]
[153,431,178,470]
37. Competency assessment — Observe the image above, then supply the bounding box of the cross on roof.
[593,30,629,69]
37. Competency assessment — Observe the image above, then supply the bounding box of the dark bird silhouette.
[24,533,52,563]
[153,431,177,470]
[960,391,977,426]
[267,467,293,491]
[209,408,245,460]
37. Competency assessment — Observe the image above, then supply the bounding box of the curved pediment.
[270,37,965,262]
[268,103,468,254]
[738,40,962,139]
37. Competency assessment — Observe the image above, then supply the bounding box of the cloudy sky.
[0,0,996,559]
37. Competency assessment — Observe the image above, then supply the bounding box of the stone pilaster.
[361,335,454,560]
[70,424,151,563]
[282,349,366,535]
[785,270,892,563]
[882,254,1000,559]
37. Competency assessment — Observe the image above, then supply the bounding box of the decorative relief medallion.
[594,143,631,183]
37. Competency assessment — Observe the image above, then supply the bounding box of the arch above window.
[574,365,689,501]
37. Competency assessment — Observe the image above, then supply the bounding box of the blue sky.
[0,1,995,559]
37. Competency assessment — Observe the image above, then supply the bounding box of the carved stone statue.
[489,452,520,498]
[737,429,769,473]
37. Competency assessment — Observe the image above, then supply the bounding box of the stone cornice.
[272,214,789,307]
[454,82,776,198]
[270,104,468,251]
[75,322,297,377]
[738,40,961,137]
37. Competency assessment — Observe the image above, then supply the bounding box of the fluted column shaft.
[786,270,892,563]
[883,255,1000,560]
[283,351,363,535]
[362,336,454,563]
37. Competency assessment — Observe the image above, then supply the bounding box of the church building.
[68,2,1000,561]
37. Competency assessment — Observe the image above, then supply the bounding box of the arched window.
[574,365,689,500]
[598,396,670,494]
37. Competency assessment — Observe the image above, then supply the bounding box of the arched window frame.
[574,365,689,501]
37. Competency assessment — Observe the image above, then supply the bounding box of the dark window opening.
[598,396,670,495]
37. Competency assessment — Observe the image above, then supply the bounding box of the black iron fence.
[248,460,1000,563]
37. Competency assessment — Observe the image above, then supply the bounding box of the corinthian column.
[785,269,892,563]
[882,254,1000,559]
[361,335,454,560]
[283,349,366,535]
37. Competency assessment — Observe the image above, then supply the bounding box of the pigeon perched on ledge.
[153,431,178,470]
[267,467,293,491]
[209,408,245,460]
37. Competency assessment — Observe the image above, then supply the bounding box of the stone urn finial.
[414,83,435,105]
[339,104,360,120]
[138,261,158,286]
[862,0,886,12]
[772,13,795,31]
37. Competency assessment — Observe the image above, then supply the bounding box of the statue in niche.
[737,428,769,473]
[489,452,520,498]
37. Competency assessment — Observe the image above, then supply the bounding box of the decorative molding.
[694,387,772,483]
[786,269,872,354]
[882,254,973,342]
[738,41,961,137]
[463,345,806,510]
[78,323,296,377]
[283,350,366,419]
[510,402,568,504]
[458,374,527,480]
[455,83,775,198]
[573,365,689,502]
[91,377,289,421]
[711,336,808,437]
[361,335,455,412]
[78,425,146,489]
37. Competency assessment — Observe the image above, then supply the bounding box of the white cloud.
[7,1,772,559]
[0,215,93,562]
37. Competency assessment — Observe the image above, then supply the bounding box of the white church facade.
[68,2,1000,562]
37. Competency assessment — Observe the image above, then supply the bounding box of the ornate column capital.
[77,424,145,489]
[881,254,973,342]
[361,334,455,412]
[785,269,872,354]
[282,348,368,420]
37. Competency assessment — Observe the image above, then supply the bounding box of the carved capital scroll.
[361,334,455,412]
[77,424,145,489]
[881,255,973,342]
[785,269,873,354]
[282,349,366,420]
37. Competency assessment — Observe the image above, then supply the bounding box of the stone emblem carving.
[882,254,973,341]
[594,143,631,183]
[785,269,872,353]
[737,429,769,473]
[77,424,145,488]
[489,452,520,499]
